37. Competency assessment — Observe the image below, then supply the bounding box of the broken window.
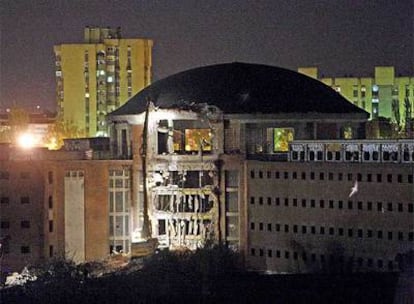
[185,129,212,152]
[273,128,294,152]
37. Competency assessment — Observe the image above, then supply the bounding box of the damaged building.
[1,62,412,274]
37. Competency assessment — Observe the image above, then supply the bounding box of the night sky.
[1,0,413,110]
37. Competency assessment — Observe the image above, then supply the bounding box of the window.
[1,221,10,229]
[259,197,263,205]
[301,172,306,180]
[398,231,403,241]
[328,172,333,180]
[357,173,362,182]
[284,172,289,179]
[284,224,289,233]
[250,222,255,230]
[319,200,325,208]
[310,172,315,180]
[397,174,402,183]
[348,201,353,210]
[259,223,264,231]
[273,128,294,152]
[387,202,393,212]
[49,220,54,232]
[367,229,373,238]
[285,251,290,259]
[293,198,298,207]
[275,198,280,206]
[48,171,53,184]
[267,171,272,178]
[358,201,363,210]
[49,245,54,257]
[301,199,306,208]
[250,171,255,179]
[259,249,264,257]
[377,174,382,182]
[388,231,393,240]
[276,250,281,258]
[275,223,280,232]
[20,171,30,179]
[48,196,53,209]
[338,173,343,181]
[310,200,315,208]
[275,171,280,179]
[387,174,392,183]
[21,246,30,254]
[284,198,289,206]
[357,229,363,238]
[21,196,30,204]
[184,129,212,152]
[347,173,353,181]
[267,223,272,231]
[251,248,256,256]
[21,220,30,228]
[267,197,272,206]
[302,226,307,234]
[311,226,316,234]
[0,171,10,179]
[329,227,334,235]
[1,197,9,204]
[259,171,263,179]
[320,227,325,235]
[367,174,372,182]
[250,197,255,205]
[408,203,413,213]
[292,172,297,179]
[348,229,353,237]
[367,201,373,211]
[338,228,344,236]
[408,175,413,184]
[398,203,403,212]
[377,230,383,239]
[329,200,334,209]
[319,172,324,180]
[267,249,272,257]
[377,202,383,212]
[338,200,343,209]
[293,225,298,233]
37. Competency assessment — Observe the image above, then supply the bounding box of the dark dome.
[110,62,368,117]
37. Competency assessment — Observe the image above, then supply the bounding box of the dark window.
[1,221,10,229]
[21,196,30,204]
[48,171,53,184]
[293,252,298,260]
[398,203,403,212]
[320,200,325,208]
[377,230,383,239]
[311,226,316,234]
[49,220,53,233]
[284,172,288,179]
[408,174,413,184]
[329,227,334,235]
[329,200,334,208]
[397,174,402,183]
[267,249,272,257]
[301,172,306,180]
[387,174,392,183]
[377,202,383,212]
[301,199,306,208]
[1,197,9,204]
[408,204,413,213]
[302,226,307,234]
[250,222,255,230]
[21,246,30,254]
[284,224,289,233]
[358,229,363,238]
[48,196,53,209]
[276,250,281,258]
[338,228,344,236]
[49,245,54,257]
[367,229,373,238]
[338,173,343,181]
[320,227,325,235]
[398,231,403,241]
[259,249,264,257]
[21,220,30,228]
[310,172,315,180]
[267,171,272,178]
[250,197,255,205]
[348,229,353,237]
[259,171,263,179]
[275,198,280,206]
[251,248,256,256]
[338,200,343,209]
[293,225,298,233]
[367,258,373,267]
[259,197,263,205]
[377,174,382,182]
[275,171,280,179]
[348,201,353,210]
[292,172,297,179]
[367,201,373,211]
[328,172,333,180]
[293,198,298,207]
[285,251,290,259]
[367,174,372,182]
[267,197,272,206]
[20,172,30,179]
[409,232,413,241]
[275,224,280,232]
[319,172,324,180]
[311,254,316,262]
[387,202,393,212]
[376,259,382,269]
[347,173,353,181]
[284,198,289,206]
[357,173,362,182]
[358,201,363,210]
[310,199,315,208]
[267,223,272,231]
[388,231,393,240]
[250,170,255,179]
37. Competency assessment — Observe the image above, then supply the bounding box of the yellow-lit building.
[54,27,153,137]
[298,67,414,131]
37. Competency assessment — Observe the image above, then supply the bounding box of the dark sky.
[1,0,413,110]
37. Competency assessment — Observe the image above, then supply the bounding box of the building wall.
[245,161,413,273]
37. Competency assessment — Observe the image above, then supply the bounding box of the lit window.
[184,129,212,152]
[107,76,113,83]
[273,128,294,152]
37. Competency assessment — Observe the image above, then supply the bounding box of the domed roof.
[110,62,368,117]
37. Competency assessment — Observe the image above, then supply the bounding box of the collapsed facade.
[1,63,412,275]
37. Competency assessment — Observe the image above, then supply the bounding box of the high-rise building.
[54,26,153,137]
[298,66,414,133]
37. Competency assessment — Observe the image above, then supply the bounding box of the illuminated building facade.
[1,63,412,276]
[54,26,153,137]
[298,66,414,133]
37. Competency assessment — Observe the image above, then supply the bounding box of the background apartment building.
[298,66,414,135]
[54,26,153,137]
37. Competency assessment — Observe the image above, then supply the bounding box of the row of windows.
[250,170,414,184]
[250,197,414,213]
[0,196,30,204]
[1,220,54,232]
[250,222,414,241]
[250,247,396,271]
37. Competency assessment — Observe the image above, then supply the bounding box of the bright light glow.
[17,133,36,149]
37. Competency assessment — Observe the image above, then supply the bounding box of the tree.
[44,114,85,149]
